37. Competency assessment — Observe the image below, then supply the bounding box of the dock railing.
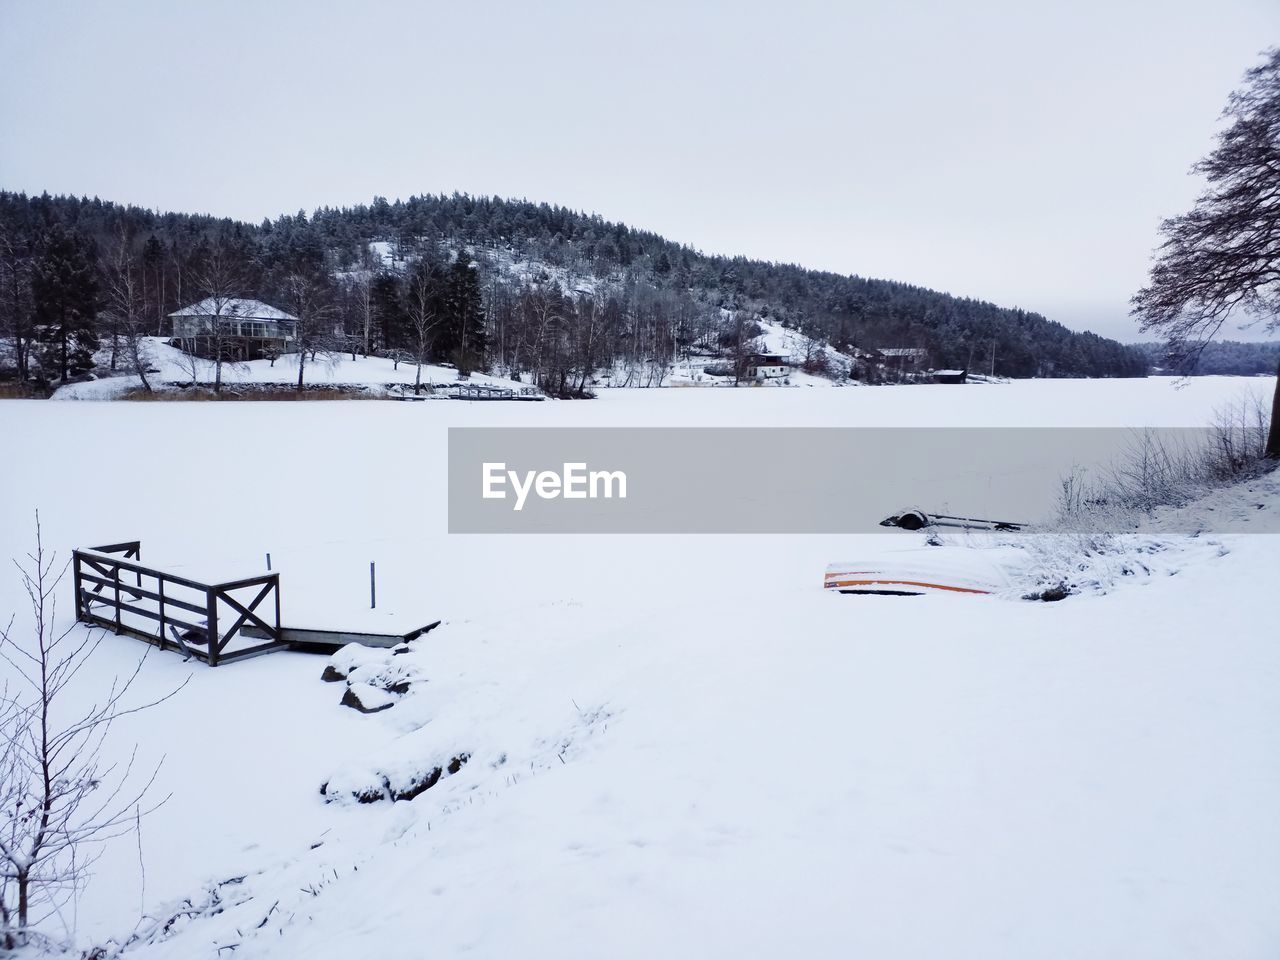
[72,540,284,666]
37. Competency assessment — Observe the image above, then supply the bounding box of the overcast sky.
[0,0,1276,341]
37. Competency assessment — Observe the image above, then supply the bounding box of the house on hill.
[745,352,790,380]
[702,352,792,381]
[170,298,301,361]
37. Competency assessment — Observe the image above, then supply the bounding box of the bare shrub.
[0,382,51,399]
[1204,392,1272,479]
[1018,393,1276,599]
[0,515,182,949]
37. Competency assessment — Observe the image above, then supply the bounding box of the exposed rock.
[340,683,396,714]
[392,754,469,802]
[320,779,388,804]
[321,754,470,804]
[392,767,442,802]
[1023,582,1073,602]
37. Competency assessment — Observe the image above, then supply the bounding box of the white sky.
[0,0,1276,341]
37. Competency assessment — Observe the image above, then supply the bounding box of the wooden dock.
[385,383,544,401]
[441,383,545,401]
[240,619,439,649]
[73,541,437,666]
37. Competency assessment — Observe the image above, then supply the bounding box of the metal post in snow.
[370,561,376,609]
[266,553,272,571]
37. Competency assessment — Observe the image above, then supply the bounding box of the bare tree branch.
[0,512,184,950]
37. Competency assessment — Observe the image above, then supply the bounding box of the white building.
[169,298,300,359]
[745,353,790,380]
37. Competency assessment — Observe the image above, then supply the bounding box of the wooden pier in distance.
[73,541,438,666]
[385,383,545,402]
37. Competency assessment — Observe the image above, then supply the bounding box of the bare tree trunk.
[1266,358,1280,459]
[105,228,153,393]
[58,305,68,383]
[361,279,374,355]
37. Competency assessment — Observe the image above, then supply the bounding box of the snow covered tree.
[1133,48,1280,458]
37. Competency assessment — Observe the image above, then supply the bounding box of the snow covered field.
[1,376,1278,959]
[50,338,530,399]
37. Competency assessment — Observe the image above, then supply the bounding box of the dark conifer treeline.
[0,190,1148,389]
[1130,340,1280,376]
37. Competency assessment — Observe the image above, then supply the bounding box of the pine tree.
[0,227,35,381]
[445,254,487,375]
[371,272,409,351]
[141,233,167,335]
[32,224,98,382]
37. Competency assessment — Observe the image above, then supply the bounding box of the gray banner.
[447,427,1279,534]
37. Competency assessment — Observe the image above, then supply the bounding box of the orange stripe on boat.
[823,577,991,595]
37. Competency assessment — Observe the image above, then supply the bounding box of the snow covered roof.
[878,347,928,358]
[169,298,298,322]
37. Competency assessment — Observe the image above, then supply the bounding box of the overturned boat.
[879,508,1025,532]
[824,547,1011,596]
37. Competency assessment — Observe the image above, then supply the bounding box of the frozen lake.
[2,375,1270,619]
[1,375,1277,959]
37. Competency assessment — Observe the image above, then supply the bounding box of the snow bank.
[51,338,529,399]
[1,378,1277,959]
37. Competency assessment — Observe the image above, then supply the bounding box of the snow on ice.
[0,377,1277,959]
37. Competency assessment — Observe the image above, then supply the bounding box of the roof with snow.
[169,298,298,322]
[878,347,929,358]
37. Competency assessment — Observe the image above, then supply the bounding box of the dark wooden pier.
[73,540,439,666]
[73,541,284,666]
